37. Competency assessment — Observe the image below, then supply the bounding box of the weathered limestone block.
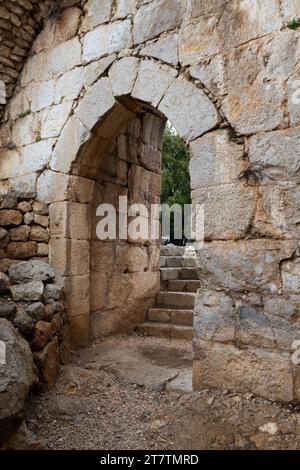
[40,102,72,139]
[90,272,107,312]
[192,183,257,240]
[109,57,139,96]
[281,0,300,18]
[81,0,112,33]
[83,54,116,87]
[140,33,178,66]
[189,130,246,189]
[0,319,36,422]
[190,55,226,96]
[49,239,90,277]
[68,315,89,348]
[222,83,285,135]
[54,67,84,104]
[132,60,177,107]
[219,0,282,50]
[75,78,115,130]
[50,116,89,174]
[193,340,294,402]
[115,244,149,273]
[43,284,62,302]
[12,113,40,148]
[115,0,137,19]
[253,184,300,238]
[9,260,55,284]
[6,242,37,259]
[21,140,54,175]
[31,80,55,113]
[10,281,44,302]
[49,202,90,240]
[37,170,69,204]
[9,226,30,242]
[281,257,300,293]
[133,0,183,44]
[0,210,23,227]
[34,336,60,390]
[9,174,37,199]
[179,15,222,65]
[29,225,49,243]
[248,127,300,183]
[196,240,298,293]
[263,294,300,350]
[0,149,21,180]
[17,202,32,213]
[0,189,17,210]
[194,289,236,342]
[159,78,219,140]
[26,302,45,322]
[82,20,132,63]
[64,275,90,317]
[90,241,114,273]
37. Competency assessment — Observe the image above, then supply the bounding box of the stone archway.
[46,57,220,348]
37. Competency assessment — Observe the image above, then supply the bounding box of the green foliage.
[161,125,191,208]
[288,17,300,29]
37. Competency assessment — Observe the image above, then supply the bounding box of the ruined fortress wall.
[1,0,300,402]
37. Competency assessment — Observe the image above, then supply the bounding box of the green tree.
[161,125,191,245]
[161,125,191,207]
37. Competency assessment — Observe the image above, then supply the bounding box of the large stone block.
[10,281,44,302]
[9,260,54,284]
[54,67,84,104]
[75,78,115,130]
[196,240,298,293]
[21,140,54,175]
[189,130,245,189]
[49,238,90,277]
[81,0,112,32]
[132,60,177,107]
[140,33,178,66]
[133,0,183,44]
[49,202,90,240]
[31,80,55,113]
[222,83,285,135]
[194,289,236,342]
[40,102,73,139]
[37,171,69,204]
[90,272,107,314]
[159,78,218,141]
[6,242,37,259]
[248,127,300,184]
[193,340,294,402]
[0,210,22,227]
[192,183,257,240]
[90,241,114,273]
[109,57,140,97]
[82,20,132,63]
[50,116,89,174]
[68,315,90,348]
[281,257,300,293]
[179,15,222,65]
[0,319,36,421]
[63,275,90,317]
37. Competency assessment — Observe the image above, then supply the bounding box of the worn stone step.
[137,322,194,340]
[147,308,193,326]
[157,291,195,309]
[160,256,197,268]
[165,280,201,292]
[160,245,186,257]
[160,268,180,281]
[179,268,199,280]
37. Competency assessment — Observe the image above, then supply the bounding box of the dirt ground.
[25,335,300,450]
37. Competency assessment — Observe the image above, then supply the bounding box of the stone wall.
[0,186,69,389]
[1,0,300,402]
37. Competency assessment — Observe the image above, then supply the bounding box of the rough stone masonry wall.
[0,187,69,391]
[1,0,300,403]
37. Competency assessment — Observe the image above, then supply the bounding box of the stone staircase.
[137,245,199,340]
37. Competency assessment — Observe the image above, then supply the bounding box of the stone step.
[164,279,201,292]
[160,267,199,281]
[157,291,196,309]
[160,256,197,268]
[137,322,194,340]
[147,308,193,327]
[160,245,186,257]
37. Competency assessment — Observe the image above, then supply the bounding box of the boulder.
[13,309,35,336]
[0,273,9,294]
[9,260,55,285]
[0,210,23,227]
[0,228,9,249]
[0,319,36,444]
